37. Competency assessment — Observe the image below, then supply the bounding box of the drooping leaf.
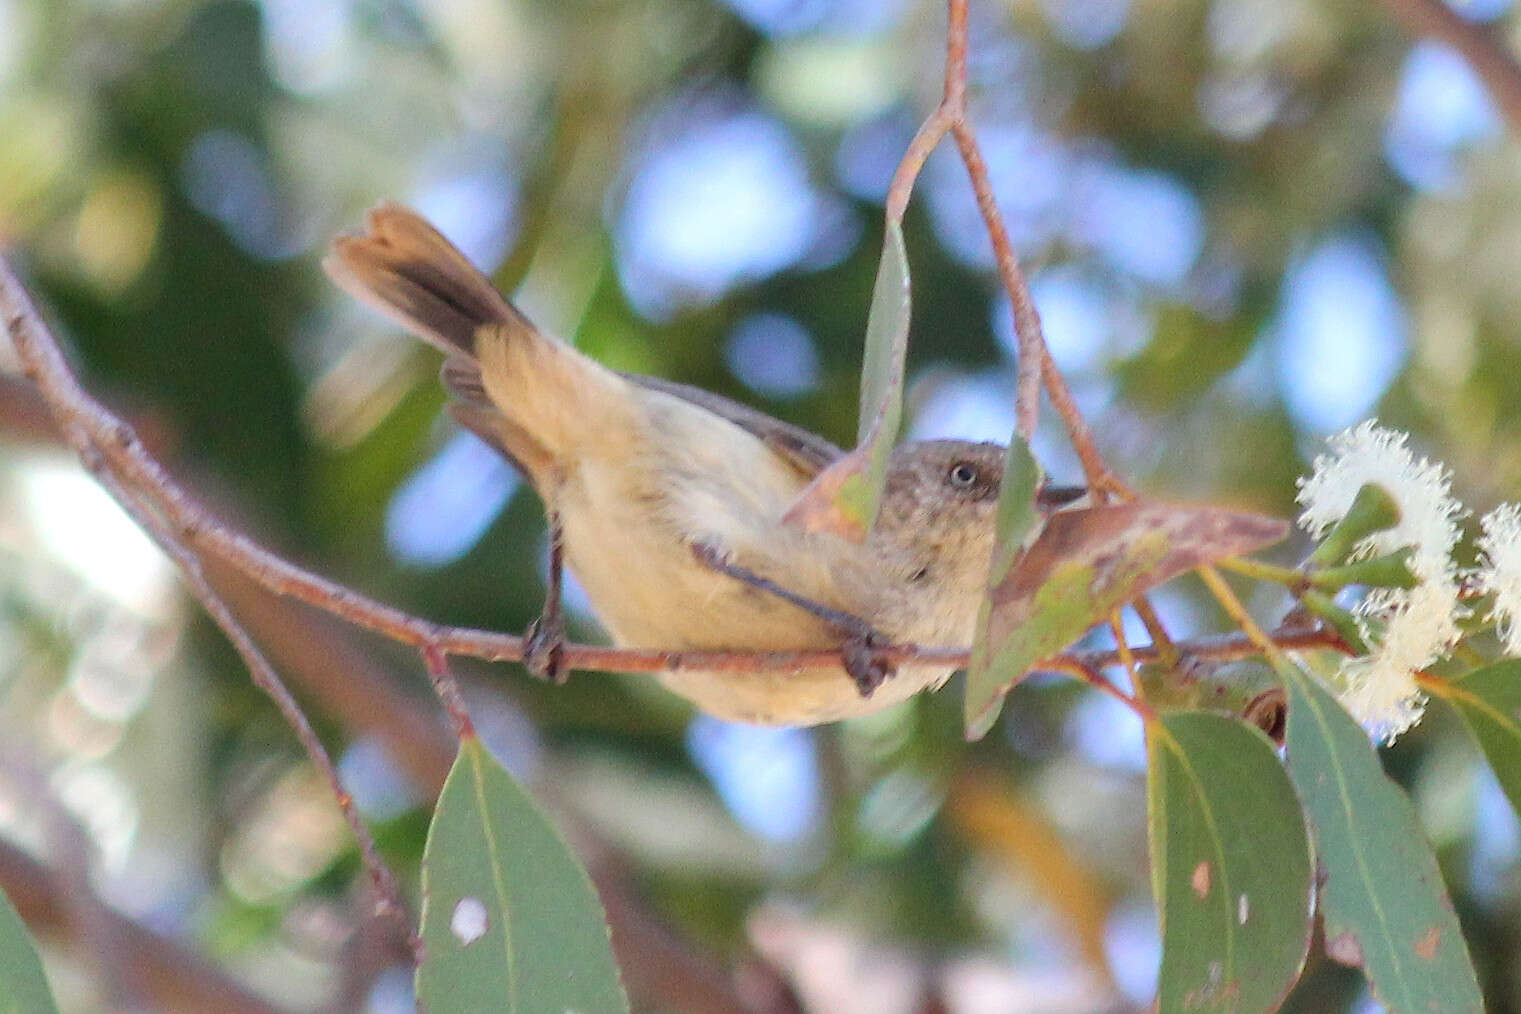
[965,438,1042,734]
[783,220,910,539]
[416,736,628,1014]
[1433,660,1521,821]
[1277,661,1482,1012]
[987,437,1043,581]
[0,885,59,1014]
[964,502,1287,738]
[1147,712,1312,1013]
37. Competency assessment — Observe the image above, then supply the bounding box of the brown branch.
[0,264,1332,687]
[879,0,1130,495]
[0,258,1192,683]
[0,346,815,1013]
[1,267,418,960]
[1379,0,1521,132]
[0,837,293,1014]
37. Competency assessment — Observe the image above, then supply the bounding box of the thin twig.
[3,255,1347,693]
[1,267,418,959]
[421,646,475,740]
[1128,596,1178,671]
[883,0,965,224]
[1378,0,1521,132]
[1109,613,1142,696]
[1043,655,1156,721]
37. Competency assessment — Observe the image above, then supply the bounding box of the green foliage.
[1146,712,1312,1013]
[964,503,1286,738]
[7,0,1521,1009]
[0,886,58,1014]
[1439,660,1521,821]
[1277,661,1483,1011]
[417,737,628,1014]
[783,220,910,538]
[964,437,1042,734]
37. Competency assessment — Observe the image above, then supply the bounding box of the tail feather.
[323,202,526,356]
[328,203,640,477]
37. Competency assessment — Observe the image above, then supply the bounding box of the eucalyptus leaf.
[0,885,59,1014]
[1147,712,1312,1013]
[1278,661,1482,1012]
[964,502,1287,738]
[417,737,628,1014]
[1436,660,1521,821]
[966,437,1041,735]
[783,220,910,539]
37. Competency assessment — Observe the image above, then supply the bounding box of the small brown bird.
[326,204,1070,725]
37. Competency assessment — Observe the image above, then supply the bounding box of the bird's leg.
[523,505,569,684]
[689,542,894,698]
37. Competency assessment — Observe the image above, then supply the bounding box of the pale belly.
[551,442,952,725]
[654,661,954,725]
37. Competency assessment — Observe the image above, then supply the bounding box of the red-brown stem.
[885,0,1130,486]
[1045,655,1156,722]
[2,268,420,961]
[421,645,476,740]
[883,0,966,224]
[5,260,1321,685]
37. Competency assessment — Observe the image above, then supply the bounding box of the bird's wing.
[444,357,1093,508]
[441,355,842,480]
[621,373,843,478]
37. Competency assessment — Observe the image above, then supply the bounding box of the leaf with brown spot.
[964,502,1287,738]
[1147,712,1312,1013]
[1326,933,1364,967]
[1277,658,1482,1011]
[780,447,878,539]
[1192,862,1212,899]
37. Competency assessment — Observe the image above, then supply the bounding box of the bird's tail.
[324,202,530,356]
[325,203,635,475]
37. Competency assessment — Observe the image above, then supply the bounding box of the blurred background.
[3,0,1521,1010]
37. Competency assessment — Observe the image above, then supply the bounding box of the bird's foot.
[840,623,895,698]
[690,540,896,697]
[523,613,569,685]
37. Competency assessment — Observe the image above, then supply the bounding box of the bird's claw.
[842,626,894,698]
[523,614,568,685]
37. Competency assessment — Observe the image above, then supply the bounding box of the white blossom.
[1296,421,1464,583]
[1477,501,1521,656]
[1336,581,1462,743]
[1297,422,1468,742]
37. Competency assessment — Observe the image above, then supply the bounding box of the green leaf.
[988,437,1042,580]
[0,885,59,1014]
[783,220,910,539]
[1147,712,1312,1013]
[964,503,1287,739]
[1277,661,1482,1012]
[417,736,629,1014]
[1435,660,1521,821]
[965,438,1041,733]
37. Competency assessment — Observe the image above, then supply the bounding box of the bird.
[325,204,1075,725]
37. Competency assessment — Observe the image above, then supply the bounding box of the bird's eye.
[948,462,979,487]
